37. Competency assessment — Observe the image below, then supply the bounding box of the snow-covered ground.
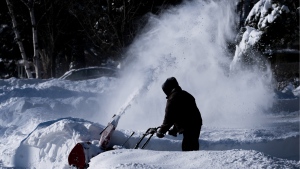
[1,0,299,168]
[0,77,299,169]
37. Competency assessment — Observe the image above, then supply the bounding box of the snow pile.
[0,78,116,167]
[89,149,299,169]
[2,109,298,168]
[13,118,103,168]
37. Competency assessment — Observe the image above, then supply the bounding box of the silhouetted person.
[156,77,203,151]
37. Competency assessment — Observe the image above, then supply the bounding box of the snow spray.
[117,89,141,116]
[102,0,275,130]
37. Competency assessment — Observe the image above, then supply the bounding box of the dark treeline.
[0,0,299,80]
[0,0,182,78]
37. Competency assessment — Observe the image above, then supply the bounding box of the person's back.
[166,88,202,133]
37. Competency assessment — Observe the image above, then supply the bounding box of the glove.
[168,128,177,137]
[156,129,164,138]
[148,128,157,134]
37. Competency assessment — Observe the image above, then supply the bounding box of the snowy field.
[1,0,299,168]
[0,77,299,169]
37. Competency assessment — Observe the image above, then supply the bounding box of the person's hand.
[168,128,177,137]
[148,128,157,134]
[156,130,164,138]
[156,132,164,138]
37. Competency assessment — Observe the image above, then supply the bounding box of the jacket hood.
[162,77,180,97]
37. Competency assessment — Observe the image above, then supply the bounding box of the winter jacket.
[160,86,202,134]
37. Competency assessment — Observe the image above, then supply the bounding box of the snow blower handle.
[147,127,159,134]
[121,131,135,147]
[134,127,160,149]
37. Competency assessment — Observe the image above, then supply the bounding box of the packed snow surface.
[0,0,299,169]
[0,77,298,169]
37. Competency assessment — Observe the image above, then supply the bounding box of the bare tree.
[69,0,177,62]
[37,0,68,78]
[6,0,33,78]
[20,0,42,78]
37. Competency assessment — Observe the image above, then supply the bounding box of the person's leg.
[182,127,200,151]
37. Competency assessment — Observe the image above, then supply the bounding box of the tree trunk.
[28,0,41,78]
[6,0,33,78]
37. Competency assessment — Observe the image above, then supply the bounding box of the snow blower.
[68,125,159,169]
[68,115,120,169]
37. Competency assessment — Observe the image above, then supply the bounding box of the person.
[156,77,203,151]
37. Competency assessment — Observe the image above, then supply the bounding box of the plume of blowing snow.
[99,0,275,130]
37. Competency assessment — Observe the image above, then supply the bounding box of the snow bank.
[13,118,103,168]
[4,114,298,168]
[0,78,116,167]
[89,149,299,169]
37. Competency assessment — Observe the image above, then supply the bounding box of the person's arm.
[159,98,176,134]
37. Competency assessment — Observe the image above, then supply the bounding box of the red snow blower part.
[68,142,90,169]
[68,115,120,169]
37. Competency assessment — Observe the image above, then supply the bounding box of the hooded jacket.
[160,85,203,134]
